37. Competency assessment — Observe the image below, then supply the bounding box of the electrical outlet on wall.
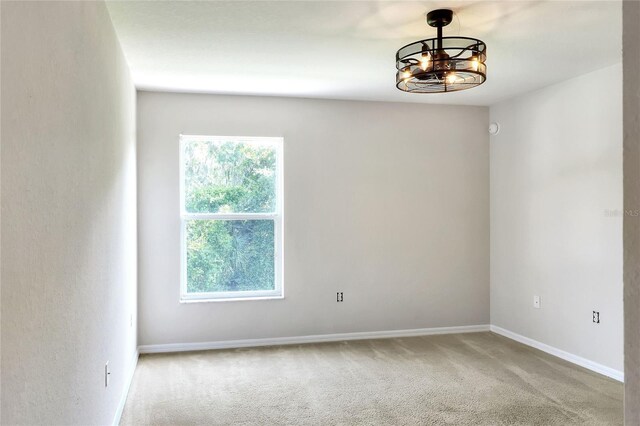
[336,292,344,302]
[533,295,540,309]
[593,311,600,323]
[105,362,110,388]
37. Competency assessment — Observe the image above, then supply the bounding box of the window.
[180,135,283,301]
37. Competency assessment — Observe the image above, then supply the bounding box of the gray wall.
[137,91,489,346]
[1,2,137,424]
[490,64,623,373]
[623,0,640,422]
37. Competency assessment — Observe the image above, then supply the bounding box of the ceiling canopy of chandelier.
[395,9,487,94]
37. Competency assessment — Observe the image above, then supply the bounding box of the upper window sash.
[179,135,283,217]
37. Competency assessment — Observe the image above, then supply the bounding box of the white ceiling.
[106,1,622,106]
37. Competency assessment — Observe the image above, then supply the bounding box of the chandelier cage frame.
[395,9,487,93]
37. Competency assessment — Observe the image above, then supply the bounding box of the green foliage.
[187,186,249,213]
[184,140,276,213]
[186,220,274,293]
[183,140,277,294]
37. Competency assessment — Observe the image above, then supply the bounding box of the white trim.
[490,325,624,382]
[181,290,282,302]
[182,212,279,221]
[138,325,490,354]
[136,325,624,383]
[112,349,139,426]
[180,295,284,303]
[179,134,282,146]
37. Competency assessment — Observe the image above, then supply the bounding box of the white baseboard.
[490,325,623,382]
[134,324,621,385]
[112,349,139,426]
[137,324,490,354]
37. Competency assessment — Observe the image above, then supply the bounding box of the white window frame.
[179,135,284,302]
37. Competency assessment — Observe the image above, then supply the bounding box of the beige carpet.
[121,332,622,425]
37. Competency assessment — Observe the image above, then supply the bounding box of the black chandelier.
[395,9,487,93]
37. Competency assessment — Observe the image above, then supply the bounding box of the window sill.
[179,295,285,304]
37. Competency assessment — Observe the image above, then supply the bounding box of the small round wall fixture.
[395,9,487,93]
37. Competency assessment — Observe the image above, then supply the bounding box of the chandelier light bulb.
[446,73,457,84]
[402,70,412,80]
[420,53,430,71]
[471,57,479,72]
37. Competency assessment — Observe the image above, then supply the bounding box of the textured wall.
[490,64,623,373]
[137,91,489,346]
[1,2,137,424]
[623,0,640,423]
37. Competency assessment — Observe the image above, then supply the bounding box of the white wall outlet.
[533,295,540,309]
[105,362,110,388]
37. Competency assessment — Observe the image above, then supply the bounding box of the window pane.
[186,219,275,293]
[183,139,276,213]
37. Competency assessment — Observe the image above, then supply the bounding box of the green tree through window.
[181,136,282,299]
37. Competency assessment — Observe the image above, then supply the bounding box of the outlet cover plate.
[533,295,540,309]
